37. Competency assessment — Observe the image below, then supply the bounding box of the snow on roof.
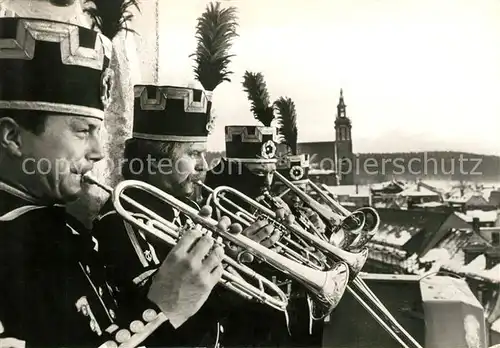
[415,202,445,208]
[461,254,487,273]
[399,185,440,197]
[309,169,336,175]
[325,185,370,197]
[420,248,451,264]
[455,210,499,223]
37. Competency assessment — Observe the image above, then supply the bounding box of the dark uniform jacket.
[204,159,324,347]
[92,190,229,348]
[0,180,180,348]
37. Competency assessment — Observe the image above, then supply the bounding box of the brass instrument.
[316,181,380,249]
[84,175,350,348]
[273,171,380,250]
[208,185,369,279]
[272,176,422,348]
[198,181,328,271]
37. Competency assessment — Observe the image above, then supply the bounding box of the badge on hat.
[225,125,278,163]
[132,2,238,143]
[277,153,310,182]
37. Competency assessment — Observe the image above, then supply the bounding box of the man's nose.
[87,135,104,163]
[196,154,209,172]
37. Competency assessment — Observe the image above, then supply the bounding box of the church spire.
[337,88,346,118]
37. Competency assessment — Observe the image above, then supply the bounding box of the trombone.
[83,175,351,347]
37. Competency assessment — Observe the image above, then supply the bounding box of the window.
[492,232,500,246]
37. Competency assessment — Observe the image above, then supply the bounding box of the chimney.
[355,184,359,194]
[496,211,500,227]
[472,217,481,234]
[417,183,421,192]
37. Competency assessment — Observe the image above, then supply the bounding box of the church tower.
[334,89,354,185]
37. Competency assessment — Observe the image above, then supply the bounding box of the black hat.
[225,125,278,163]
[132,84,215,142]
[277,153,310,181]
[0,14,112,119]
[132,2,238,143]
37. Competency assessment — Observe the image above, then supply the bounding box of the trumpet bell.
[330,210,366,249]
[347,207,380,250]
[310,261,350,317]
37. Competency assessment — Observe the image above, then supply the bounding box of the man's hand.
[271,196,292,214]
[300,207,326,234]
[147,206,237,328]
[243,206,294,246]
[221,205,295,263]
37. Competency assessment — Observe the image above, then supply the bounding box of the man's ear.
[0,118,23,157]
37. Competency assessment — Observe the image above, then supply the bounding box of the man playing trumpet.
[201,71,328,347]
[0,2,236,347]
[92,3,295,347]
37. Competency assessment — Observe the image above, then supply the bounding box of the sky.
[135,0,500,155]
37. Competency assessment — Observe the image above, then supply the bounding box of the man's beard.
[170,172,206,199]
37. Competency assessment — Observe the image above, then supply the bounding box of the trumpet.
[273,171,380,250]
[272,176,421,347]
[208,185,369,279]
[316,182,380,249]
[83,175,350,347]
[198,181,328,271]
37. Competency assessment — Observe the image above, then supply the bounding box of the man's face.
[150,142,208,198]
[244,162,277,192]
[11,115,103,202]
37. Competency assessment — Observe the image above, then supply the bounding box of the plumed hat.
[132,2,238,142]
[225,125,278,163]
[224,70,279,162]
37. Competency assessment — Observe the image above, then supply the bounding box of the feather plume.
[242,71,275,127]
[274,97,298,155]
[83,0,140,40]
[190,2,239,92]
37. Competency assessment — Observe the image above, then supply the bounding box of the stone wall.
[66,1,158,227]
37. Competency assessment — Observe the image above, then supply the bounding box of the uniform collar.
[0,180,41,204]
[0,179,64,217]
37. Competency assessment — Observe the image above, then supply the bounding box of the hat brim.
[132,132,208,142]
[225,157,277,164]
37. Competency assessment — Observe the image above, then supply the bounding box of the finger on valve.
[242,219,267,237]
[173,228,204,254]
[189,232,215,263]
[216,216,232,232]
[251,223,274,243]
[198,205,213,218]
[261,228,281,248]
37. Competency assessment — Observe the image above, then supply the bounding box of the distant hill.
[352,151,500,183]
[206,150,500,183]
